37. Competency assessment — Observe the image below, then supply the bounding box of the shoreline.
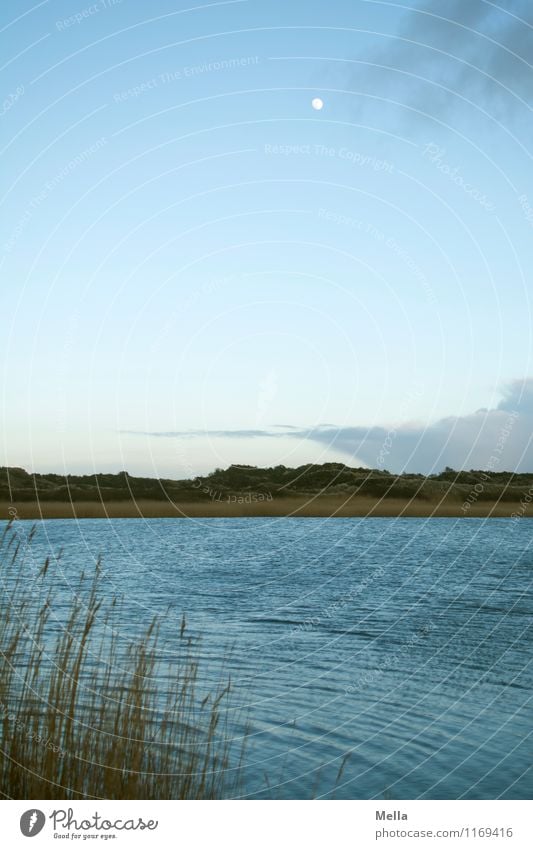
[2,497,530,520]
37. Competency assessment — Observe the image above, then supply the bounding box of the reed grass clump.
[0,521,245,799]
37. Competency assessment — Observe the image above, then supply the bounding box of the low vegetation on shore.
[1,463,532,519]
[2,462,532,503]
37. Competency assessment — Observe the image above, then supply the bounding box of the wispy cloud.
[355,0,533,124]
[120,428,288,440]
[123,378,533,474]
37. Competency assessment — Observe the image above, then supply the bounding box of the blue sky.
[1,0,533,476]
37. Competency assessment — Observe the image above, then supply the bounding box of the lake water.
[4,517,532,799]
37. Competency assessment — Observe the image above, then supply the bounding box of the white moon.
[311,97,324,111]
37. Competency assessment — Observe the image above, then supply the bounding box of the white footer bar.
[3,799,531,848]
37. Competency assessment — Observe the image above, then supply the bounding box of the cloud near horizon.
[123,378,533,474]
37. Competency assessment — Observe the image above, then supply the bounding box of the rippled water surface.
[7,517,533,799]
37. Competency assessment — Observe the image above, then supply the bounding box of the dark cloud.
[356,0,533,124]
[296,408,530,474]
[497,376,533,413]
[123,378,533,474]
